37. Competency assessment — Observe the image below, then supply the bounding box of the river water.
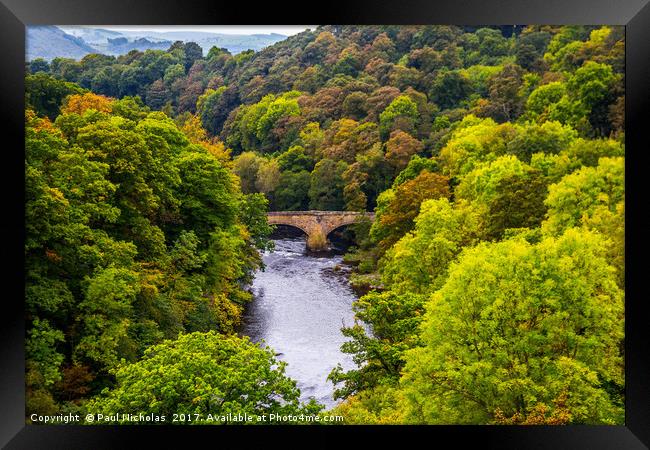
[240,235,358,410]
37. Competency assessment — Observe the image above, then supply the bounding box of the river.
[240,233,358,410]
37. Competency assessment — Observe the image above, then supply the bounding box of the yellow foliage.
[212,293,242,334]
[493,392,572,425]
[180,114,208,143]
[204,141,232,166]
[180,114,233,166]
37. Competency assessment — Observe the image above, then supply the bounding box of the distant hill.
[26,26,96,61]
[57,27,125,45]
[27,26,289,61]
[114,30,289,55]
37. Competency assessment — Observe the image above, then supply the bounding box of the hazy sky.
[66,26,317,36]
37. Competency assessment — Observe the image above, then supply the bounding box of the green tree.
[506,121,577,163]
[196,86,227,135]
[392,155,439,187]
[183,42,204,71]
[308,159,348,210]
[381,198,483,294]
[239,193,274,251]
[276,145,314,172]
[479,64,525,122]
[484,168,549,240]
[543,157,624,286]
[233,152,264,194]
[379,95,419,140]
[275,170,311,211]
[429,70,472,110]
[85,332,323,422]
[26,73,85,120]
[329,291,427,399]
[401,229,624,425]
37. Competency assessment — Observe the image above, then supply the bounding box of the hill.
[26,26,96,61]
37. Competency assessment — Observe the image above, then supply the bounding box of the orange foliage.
[61,92,114,115]
[26,109,60,135]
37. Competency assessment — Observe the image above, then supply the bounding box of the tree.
[526,81,566,120]
[276,145,314,173]
[174,149,239,243]
[429,70,472,110]
[485,168,549,240]
[61,92,113,115]
[381,198,483,294]
[163,63,185,85]
[543,157,624,286]
[308,159,348,210]
[371,171,451,253]
[401,229,624,425]
[329,290,427,399]
[385,130,424,172]
[438,115,516,177]
[392,155,439,187]
[564,138,624,167]
[255,158,281,197]
[29,58,50,73]
[543,157,624,236]
[183,42,204,71]
[515,31,552,71]
[233,152,264,194]
[342,91,369,120]
[26,73,85,120]
[74,267,141,371]
[566,61,618,136]
[274,170,311,211]
[85,331,323,422]
[379,95,419,140]
[479,64,525,122]
[239,193,274,251]
[233,92,302,152]
[506,121,577,163]
[320,119,380,164]
[455,155,529,206]
[196,86,239,136]
[146,79,169,110]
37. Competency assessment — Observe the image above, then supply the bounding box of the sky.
[69,26,318,36]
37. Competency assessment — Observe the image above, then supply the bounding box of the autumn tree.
[385,130,424,172]
[371,171,451,253]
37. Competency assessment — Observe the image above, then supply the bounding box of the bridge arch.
[323,220,361,238]
[269,222,310,237]
[267,211,374,251]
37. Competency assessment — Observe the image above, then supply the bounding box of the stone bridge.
[267,211,375,251]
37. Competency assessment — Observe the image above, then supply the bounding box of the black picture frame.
[1,0,648,448]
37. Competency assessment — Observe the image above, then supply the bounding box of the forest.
[25,25,624,424]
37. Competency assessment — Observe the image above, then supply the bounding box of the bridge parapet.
[267,210,372,216]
